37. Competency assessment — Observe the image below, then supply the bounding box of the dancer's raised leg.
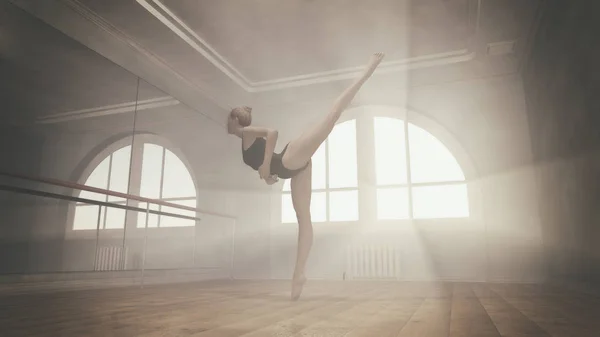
[290,162,312,300]
[282,53,385,170]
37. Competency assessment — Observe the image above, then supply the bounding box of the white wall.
[8,72,545,282]
[258,73,545,283]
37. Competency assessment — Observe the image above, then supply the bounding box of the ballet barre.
[0,171,237,285]
[0,171,236,218]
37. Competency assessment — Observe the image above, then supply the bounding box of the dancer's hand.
[265,175,279,185]
[258,163,271,180]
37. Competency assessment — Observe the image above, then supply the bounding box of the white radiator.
[95,246,128,271]
[346,245,401,280]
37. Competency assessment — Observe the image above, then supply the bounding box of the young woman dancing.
[228,52,385,300]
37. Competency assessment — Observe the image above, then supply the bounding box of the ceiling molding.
[251,50,476,92]
[137,0,483,93]
[10,0,235,128]
[36,96,180,124]
[136,0,252,89]
[57,0,230,109]
[10,0,492,123]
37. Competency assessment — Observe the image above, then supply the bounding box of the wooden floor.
[2,279,599,336]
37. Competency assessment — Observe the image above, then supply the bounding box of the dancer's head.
[227,106,252,134]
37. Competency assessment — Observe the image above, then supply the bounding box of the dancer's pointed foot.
[368,52,385,70]
[291,275,306,301]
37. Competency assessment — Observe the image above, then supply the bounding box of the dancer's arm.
[242,126,279,178]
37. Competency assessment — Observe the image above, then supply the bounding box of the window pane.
[374,117,407,185]
[312,143,326,189]
[161,150,196,198]
[328,120,357,188]
[140,144,164,198]
[80,156,110,201]
[108,146,131,201]
[137,203,160,228]
[104,207,126,229]
[311,192,327,222]
[412,184,469,219]
[73,205,103,230]
[280,192,326,223]
[281,193,296,223]
[408,124,465,183]
[160,199,196,227]
[377,188,409,220]
[282,179,291,192]
[329,190,358,221]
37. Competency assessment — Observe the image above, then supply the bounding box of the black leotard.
[242,138,309,179]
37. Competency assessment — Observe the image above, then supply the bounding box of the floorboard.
[449,284,500,337]
[472,283,551,337]
[2,280,599,337]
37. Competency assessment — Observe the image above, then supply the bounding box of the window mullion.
[157,147,166,227]
[103,154,113,229]
[411,180,465,187]
[404,116,414,219]
[125,140,144,229]
[357,114,376,222]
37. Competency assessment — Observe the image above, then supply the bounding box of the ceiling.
[160,0,472,82]
[0,1,171,122]
[85,0,541,85]
[4,0,542,122]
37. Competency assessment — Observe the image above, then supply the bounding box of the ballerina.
[227,52,385,300]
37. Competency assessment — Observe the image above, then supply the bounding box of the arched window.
[281,119,359,223]
[374,117,468,219]
[72,139,196,230]
[279,109,470,224]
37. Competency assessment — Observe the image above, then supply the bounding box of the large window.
[73,141,196,230]
[280,113,470,223]
[281,120,358,223]
[374,117,468,220]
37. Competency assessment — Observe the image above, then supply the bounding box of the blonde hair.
[230,106,252,127]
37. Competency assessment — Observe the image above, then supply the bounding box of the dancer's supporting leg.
[290,162,312,300]
[281,52,385,170]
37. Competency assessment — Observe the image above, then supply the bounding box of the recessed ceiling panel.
[161,0,472,82]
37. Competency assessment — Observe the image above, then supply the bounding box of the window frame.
[373,116,470,220]
[279,116,360,224]
[280,116,360,224]
[278,105,480,226]
[66,134,199,239]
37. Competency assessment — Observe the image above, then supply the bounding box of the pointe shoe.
[291,275,306,301]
